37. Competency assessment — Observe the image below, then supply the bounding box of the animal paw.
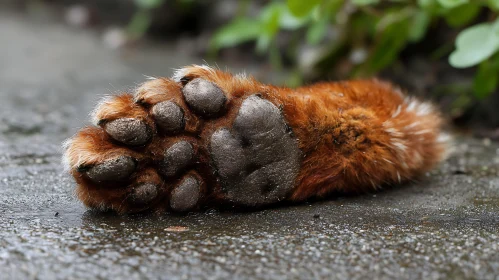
[63,66,301,213]
[64,65,450,213]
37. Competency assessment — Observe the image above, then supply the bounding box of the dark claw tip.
[97,119,108,126]
[180,77,191,86]
[129,183,159,205]
[77,165,91,173]
[135,98,147,106]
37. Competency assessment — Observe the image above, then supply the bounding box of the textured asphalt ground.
[1,12,499,280]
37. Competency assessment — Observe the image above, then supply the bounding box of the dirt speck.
[164,226,189,232]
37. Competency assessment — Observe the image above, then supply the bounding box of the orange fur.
[64,65,450,213]
[171,67,449,200]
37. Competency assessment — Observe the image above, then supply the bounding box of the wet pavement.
[1,12,499,280]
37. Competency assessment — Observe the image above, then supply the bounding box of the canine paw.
[63,66,301,213]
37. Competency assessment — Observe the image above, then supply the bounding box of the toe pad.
[103,118,152,146]
[170,176,200,212]
[85,156,136,183]
[182,78,226,117]
[152,101,185,133]
[129,183,159,205]
[160,141,194,177]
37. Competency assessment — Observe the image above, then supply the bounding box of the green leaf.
[494,18,499,33]
[418,0,446,15]
[362,18,410,75]
[449,22,499,68]
[276,3,309,29]
[286,0,321,18]
[352,0,380,6]
[210,18,262,50]
[408,10,430,42]
[261,2,308,30]
[473,60,499,99]
[488,0,499,11]
[256,35,272,53]
[437,0,468,9]
[444,3,480,27]
[256,5,281,53]
[351,13,377,38]
[418,0,436,9]
[306,17,329,45]
[134,0,164,9]
[263,6,281,34]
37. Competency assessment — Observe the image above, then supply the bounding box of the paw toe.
[233,95,283,137]
[128,183,159,206]
[160,141,195,177]
[84,156,136,183]
[103,118,152,146]
[182,78,226,117]
[152,101,185,133]
[70,70,303,213]
[170,176,200,212]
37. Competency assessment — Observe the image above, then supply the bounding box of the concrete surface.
[1,12,499,280]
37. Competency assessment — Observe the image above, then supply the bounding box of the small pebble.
[164,226,189,232]
[483,138,491,147]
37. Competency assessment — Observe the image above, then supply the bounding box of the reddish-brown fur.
[64,65,450,213]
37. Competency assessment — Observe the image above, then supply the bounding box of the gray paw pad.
[210,95,300,206]
[152,101,185,133]
[104,118,152,146]
[129,183,158,205]
[170,176,200,212]
[182,78,226,116]
[85,156,136,183]
[160,141,194,177]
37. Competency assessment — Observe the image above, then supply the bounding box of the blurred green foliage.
[131,0,499,98]
[210,0,499,98]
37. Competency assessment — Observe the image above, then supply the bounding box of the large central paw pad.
[64,67,301,213]
[210,95,301,206]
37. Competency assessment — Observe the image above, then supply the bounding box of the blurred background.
[2,0,499,139]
